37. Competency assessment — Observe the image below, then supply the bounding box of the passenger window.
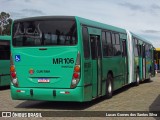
[115,34,120,44]
[102,32,107,56]
[82,27,90,58]
[0,41,10,60]
[134,38,138,57]
[106,32,111,44]
[112,33,116,44]
[102,31,121,57]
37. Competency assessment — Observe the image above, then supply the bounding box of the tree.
[0,12,13,35]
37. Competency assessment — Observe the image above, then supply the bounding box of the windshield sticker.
[14,23,42,39]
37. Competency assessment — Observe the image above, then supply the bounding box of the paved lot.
[0,74,160,120]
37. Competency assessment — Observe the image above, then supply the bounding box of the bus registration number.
[38,78,50,83]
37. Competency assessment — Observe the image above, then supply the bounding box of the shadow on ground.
[0,86,10,90]
[149,94,160,120]
[15,97,107,110]
[15,83,140,110]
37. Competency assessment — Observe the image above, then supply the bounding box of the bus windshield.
[13,20,77,46]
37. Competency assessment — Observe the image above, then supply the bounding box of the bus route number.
[53,58,74,64]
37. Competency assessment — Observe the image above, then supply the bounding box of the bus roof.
[0,35,11,41]
[14,16,75,22]
[130,32,152,45]
[75,16,126,33]
[13,16,126,34]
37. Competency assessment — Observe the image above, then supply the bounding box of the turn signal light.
[10,66,15,72]
[74,65,80,72]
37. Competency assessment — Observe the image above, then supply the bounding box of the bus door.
[142,44,146,79]
[90,35,102,98]
[122,39,128,84]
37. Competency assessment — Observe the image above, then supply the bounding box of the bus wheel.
[135,72,140,86]
[106,74,113,99]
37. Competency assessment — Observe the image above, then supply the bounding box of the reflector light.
[73,73,79,79]
[65,91,70,94]
[16,90,21,92]
[29,69,34,74]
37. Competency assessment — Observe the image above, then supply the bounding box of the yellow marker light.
[10,66,15,72]
[74,66,80,72]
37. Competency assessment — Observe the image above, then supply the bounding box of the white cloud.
[0,0,160,47]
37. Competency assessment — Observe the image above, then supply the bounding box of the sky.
[1,0,160,48]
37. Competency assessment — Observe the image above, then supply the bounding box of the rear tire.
[135,72,140,86]
[106,74,113,99]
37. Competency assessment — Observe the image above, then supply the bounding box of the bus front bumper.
[11,85,84,102]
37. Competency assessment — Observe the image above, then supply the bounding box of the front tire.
[106,74,113,99]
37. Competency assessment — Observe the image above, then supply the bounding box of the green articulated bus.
[10,16,155,102]
[0,36,11,87]
[126,31,155,86]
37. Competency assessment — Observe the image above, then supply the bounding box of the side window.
[145,44,151,58]
[106,32,111,43]
[102,31,113,57]
[114,34,121,56]
[143,44,145,58]
[102,31,121,57]
[138,44,142,57]
[112,33,116,44]
[82,27,90,58]
[115,34,120,44]
[122,39,127,56]
[102,32,107,56]
[0,40,10,60]
[106,31,113,56]
[134,38,138,57]
[112,33,121,56]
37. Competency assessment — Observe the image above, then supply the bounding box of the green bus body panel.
[0,60,10,86]
[13,47,78,88]
[11,85,85,102]
[0,36,11,41]
[131,33,154,81]
[0,36,11,86]
[102,57,125,90]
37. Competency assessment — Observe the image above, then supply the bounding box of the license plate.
[38,78,50,83]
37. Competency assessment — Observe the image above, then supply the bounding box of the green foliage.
[0,11,13,35]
